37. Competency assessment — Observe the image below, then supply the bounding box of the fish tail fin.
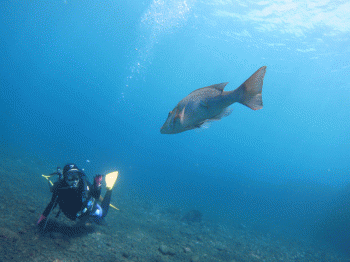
[237,66,266,110]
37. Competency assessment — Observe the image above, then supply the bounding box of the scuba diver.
[37,163,118,230]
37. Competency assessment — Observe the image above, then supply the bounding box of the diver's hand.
[36,214,46,226]
[36,215,49,232]
[77,198,96,219]
[94,175,103,188]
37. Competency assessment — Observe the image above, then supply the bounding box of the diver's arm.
[37,192,58,225]
[89,187,101,200]
[90,175,102,199]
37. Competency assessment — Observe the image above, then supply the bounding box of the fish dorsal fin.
[204,82,229,92]
[188,82,229,96]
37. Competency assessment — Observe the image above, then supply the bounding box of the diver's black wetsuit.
[41,172,111,223]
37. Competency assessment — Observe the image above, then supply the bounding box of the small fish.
[160,66,266,134]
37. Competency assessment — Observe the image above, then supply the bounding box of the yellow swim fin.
[42,174,54,186]
[109,203,119,210]
[99,196,120,210]
[105,171,119,190]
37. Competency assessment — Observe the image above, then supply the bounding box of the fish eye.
[168,111,172,117]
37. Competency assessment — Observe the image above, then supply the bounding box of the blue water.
[1,0,350,252]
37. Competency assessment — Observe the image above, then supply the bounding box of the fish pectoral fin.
[195,121,211,129]
[199,121,211,129]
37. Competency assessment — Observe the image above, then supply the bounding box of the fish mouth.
[160,128,172,134]
[160,125,175,134]
[160,126,167,134]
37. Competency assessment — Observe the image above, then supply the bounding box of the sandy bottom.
[0,147,348,262]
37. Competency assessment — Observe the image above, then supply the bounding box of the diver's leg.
[101,171,118,218]
[49,181,58,193]
[101,190,112,218]
[48,181,53,192]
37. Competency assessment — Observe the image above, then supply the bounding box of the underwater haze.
[1,0,350,257]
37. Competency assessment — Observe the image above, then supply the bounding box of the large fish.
[160,66,266,134]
